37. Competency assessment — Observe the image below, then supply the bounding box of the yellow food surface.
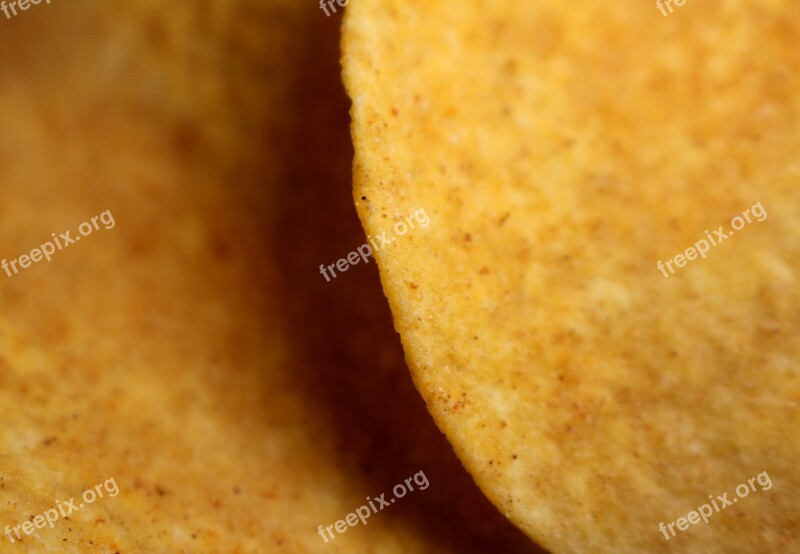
[0,1,534,552]
[344,1,800,552]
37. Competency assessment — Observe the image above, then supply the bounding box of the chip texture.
[343,1,800,552]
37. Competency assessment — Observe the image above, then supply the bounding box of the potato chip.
[343,1,800,552]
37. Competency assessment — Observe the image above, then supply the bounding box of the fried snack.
[0,0,536,552]
[343,1,800,552]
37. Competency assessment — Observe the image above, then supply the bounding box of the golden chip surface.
[344,1,800,552]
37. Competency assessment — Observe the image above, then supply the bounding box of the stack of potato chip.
[0,0,797,552]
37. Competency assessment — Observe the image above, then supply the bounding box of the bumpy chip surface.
[343,1,800,552]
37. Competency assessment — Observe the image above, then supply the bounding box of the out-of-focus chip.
[343,1,800,552]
